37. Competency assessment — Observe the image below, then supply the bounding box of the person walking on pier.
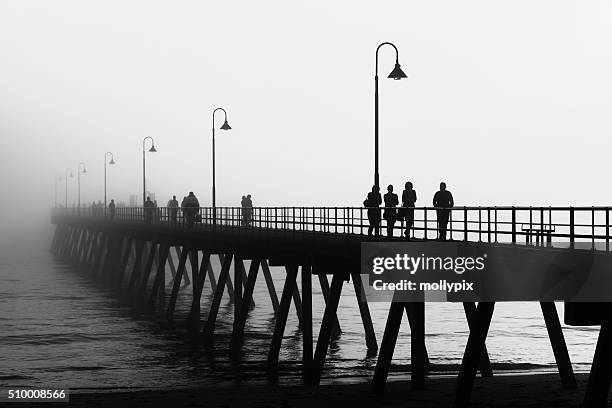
[383,185,399,237]
[364,185,382,236]
[401,181,417,239]
[168,195,179,224]
[433,182,454,241]
[183,191,200,228]
[144,196,155,223]
[108,199,116,220]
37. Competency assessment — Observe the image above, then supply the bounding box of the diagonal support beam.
[203,254,233,338]
[311,273,345,385]
[268,265,299,369]
[166,247,189,320]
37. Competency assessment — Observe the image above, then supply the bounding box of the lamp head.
[220,120,232,130]
[82,167,87,173]
[109,158,115,165]
[148,145,157,153]
[388,63,407,80]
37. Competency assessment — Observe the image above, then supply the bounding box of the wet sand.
[28,373,593,407]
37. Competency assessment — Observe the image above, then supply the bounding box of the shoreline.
[26,373,593,408]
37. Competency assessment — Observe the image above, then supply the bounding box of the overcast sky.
[1,1,611,235]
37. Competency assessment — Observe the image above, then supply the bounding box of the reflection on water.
[0,239,600,392]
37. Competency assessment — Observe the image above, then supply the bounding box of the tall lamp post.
[142,136,157,206]
[211,107,232,227]
[54,176,62,208]
[374,42,407,189]
[104,152,115,210]
[77,162,87,211]
[64,168,73,209]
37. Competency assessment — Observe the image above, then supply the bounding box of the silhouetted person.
[383,185,399,237]
[108,199,116,220]
[153,200,160,223]
[183,191,200,227]
[433,182,454,240]
[241,195,247,225]
[168,195,179,224]
[180,196,187,224]
[364,185,382,236]
[245,194,253,226]
[144,196,155,223]
[402,181,417,239]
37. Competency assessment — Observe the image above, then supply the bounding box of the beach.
[26,373,591,407]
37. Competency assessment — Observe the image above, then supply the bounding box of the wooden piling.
[463,302,493,377]
[166,247,189,321]
[311,273,345,385]
[261,260,280,313]
[139,242,158,297]
[540,302,576,389]
[230,259,261,354]
[453,302,495,408]
[583,316,612,408]
[372,301,405,393]
[351,272,377,350]
[318,274,342,337]
[203,254,233,338]
[268,265,299,369]
[127,240,145,293]
[189,252,211,325]
[302,263,313,380]
[148,244,170,310]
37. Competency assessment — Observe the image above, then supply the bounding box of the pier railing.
[52,206,612,250]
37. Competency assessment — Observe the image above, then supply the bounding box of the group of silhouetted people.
[364,182,454,240]
[181,192,200,227]
[241,194,253,226]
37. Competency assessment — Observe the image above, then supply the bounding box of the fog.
[1,1,611,246]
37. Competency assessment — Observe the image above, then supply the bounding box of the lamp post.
[374,42,407,189]
[77,162,87,211]
[211,107,232,227]
[54,176,62,208]
[142,136,157,207]
[64,168,73,209]
[104,152,115,211]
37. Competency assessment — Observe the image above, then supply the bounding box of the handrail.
[51,205,612,252]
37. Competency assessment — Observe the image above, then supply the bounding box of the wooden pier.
[50,205,612,407]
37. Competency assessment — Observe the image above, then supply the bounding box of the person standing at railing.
[153,200,160,223]
[144,196,155,223]
[364,185,382,236]
[433,182,454,241]
[108,199,116,220]
[180,196,187,224]
[383,185,399,237]
[240,195,247,225]
[245,194,253,226]
[183,191,200,227]
[401,181,417,239]
[167,195,179,224]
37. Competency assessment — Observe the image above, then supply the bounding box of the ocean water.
[0,228,601,393]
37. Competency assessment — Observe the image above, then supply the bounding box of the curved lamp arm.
[143,136,155,151]
[212,107,228,129]
[375,42,399,75]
